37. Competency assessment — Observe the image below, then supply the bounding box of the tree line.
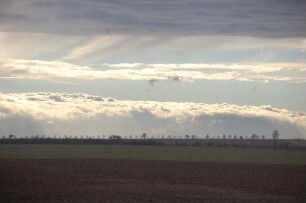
[2,130,279,141]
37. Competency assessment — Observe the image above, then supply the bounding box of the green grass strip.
[1,144,306,165]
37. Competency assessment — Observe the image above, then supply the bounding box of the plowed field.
[0,159,305,202]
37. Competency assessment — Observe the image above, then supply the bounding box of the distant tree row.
[1,130,279,141]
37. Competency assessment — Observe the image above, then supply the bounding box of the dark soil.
[0,159,305,202]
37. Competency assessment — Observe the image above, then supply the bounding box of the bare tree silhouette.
[272,130,279,148]
[8,134,15,139]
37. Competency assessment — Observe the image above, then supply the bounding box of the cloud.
[0,32,84,59]
[49,94,65,102]
[0,0,305,38]
[149,78,159,86]
[61,35,128,61]
[1,31,305,64]
[1,59,305,83]
[0,92,305,138]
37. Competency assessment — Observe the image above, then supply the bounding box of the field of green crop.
[1,144,306,165]
[290,139,306,146]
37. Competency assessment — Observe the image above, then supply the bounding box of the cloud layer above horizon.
[1,59,305,83]
[1,1,305,138]
[0,92,305,138]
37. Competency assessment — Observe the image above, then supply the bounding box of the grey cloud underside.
[1,0,305,38]
[1,112,302,139]
[0,92,305,138]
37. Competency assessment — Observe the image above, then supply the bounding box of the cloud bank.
[0,92,305,138]
[1,59,305,83]
[1,0,305,38]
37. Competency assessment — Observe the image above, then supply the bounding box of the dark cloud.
[49,94,64,102]
[107,98,115,102]
[0,0,305,38]
[149,78,158,86]
[87,95,104,101]
[168,76,181,82]
[129,108,169,131]
[189,113,303,138]
[27,97,45,101]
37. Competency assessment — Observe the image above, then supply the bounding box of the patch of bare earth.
[0,159,305,202]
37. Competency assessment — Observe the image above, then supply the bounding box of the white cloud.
[0,59,305,83]
[0,92,305,138]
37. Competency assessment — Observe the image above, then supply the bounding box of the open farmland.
[1,159,305,203]
[0,145,305,202]
[1,144,306,164]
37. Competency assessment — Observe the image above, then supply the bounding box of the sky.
[0,0,306,138]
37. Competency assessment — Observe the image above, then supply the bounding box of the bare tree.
[272,130,279,147]
[272,130,279,139]
[251,134,256,139]
[8,134,15,139]
[185,134,190,139]
[109,135,122,139]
